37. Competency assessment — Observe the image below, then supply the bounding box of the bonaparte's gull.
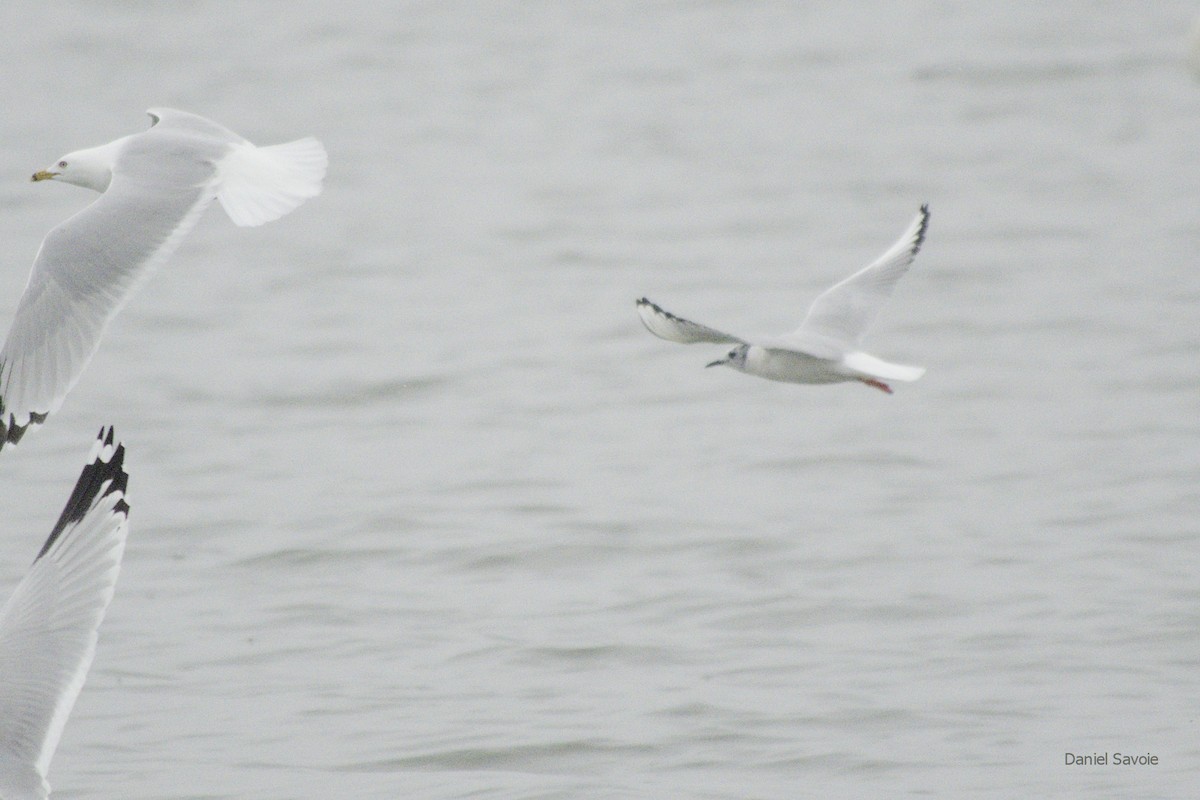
[0,427,130,800]
[637,205,930,394]
[0,109,328,449]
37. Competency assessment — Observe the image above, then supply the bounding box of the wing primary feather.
[635,297,744,345]
[38,427,128,562]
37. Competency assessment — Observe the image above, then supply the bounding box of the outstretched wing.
[635,298,745,345]
[0,427,130,800]
[796,205,929,344]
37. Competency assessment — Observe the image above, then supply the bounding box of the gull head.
[32,145,115,192]
[707,344,750,371]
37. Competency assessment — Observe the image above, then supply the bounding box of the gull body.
[0,427,130,800]
[637,205,930,394]
[0,108,328,449]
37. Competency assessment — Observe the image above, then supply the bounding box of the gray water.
[0,2,1197,798]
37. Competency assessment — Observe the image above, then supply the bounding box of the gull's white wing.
[796,205,929,344]
[0,427,129,800]
[636,298,745,345]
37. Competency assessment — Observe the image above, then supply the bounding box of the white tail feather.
[216,137,328,227]
[842,351,925,382]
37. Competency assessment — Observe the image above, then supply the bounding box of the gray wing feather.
[146,107,244,144]
[636,298,744,345]
[796,205,929,344]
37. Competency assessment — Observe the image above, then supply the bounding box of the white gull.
[637,205,930,394]
[0,109,328,448]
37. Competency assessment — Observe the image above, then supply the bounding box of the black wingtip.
[636,297,670,317]
[913,204,931,253]
[0,409,49,451]
[637,296,674,322]
[37,426,129,561]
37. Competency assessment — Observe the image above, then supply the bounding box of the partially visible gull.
[0,426,130,800]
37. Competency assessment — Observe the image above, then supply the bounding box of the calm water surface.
[0,2,1196,798]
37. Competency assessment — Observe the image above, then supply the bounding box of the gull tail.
[216,137,328,227]
[842,351,925,382]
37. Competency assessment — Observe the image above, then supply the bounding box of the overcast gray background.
[0,2,1196,798]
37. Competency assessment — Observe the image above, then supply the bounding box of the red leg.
[859,377,893,394]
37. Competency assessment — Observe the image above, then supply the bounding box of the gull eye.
[57,160,68,168]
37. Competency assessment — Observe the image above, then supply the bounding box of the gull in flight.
[0,427,130,800]
[637,205,930,394]
[0,108,328,449]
